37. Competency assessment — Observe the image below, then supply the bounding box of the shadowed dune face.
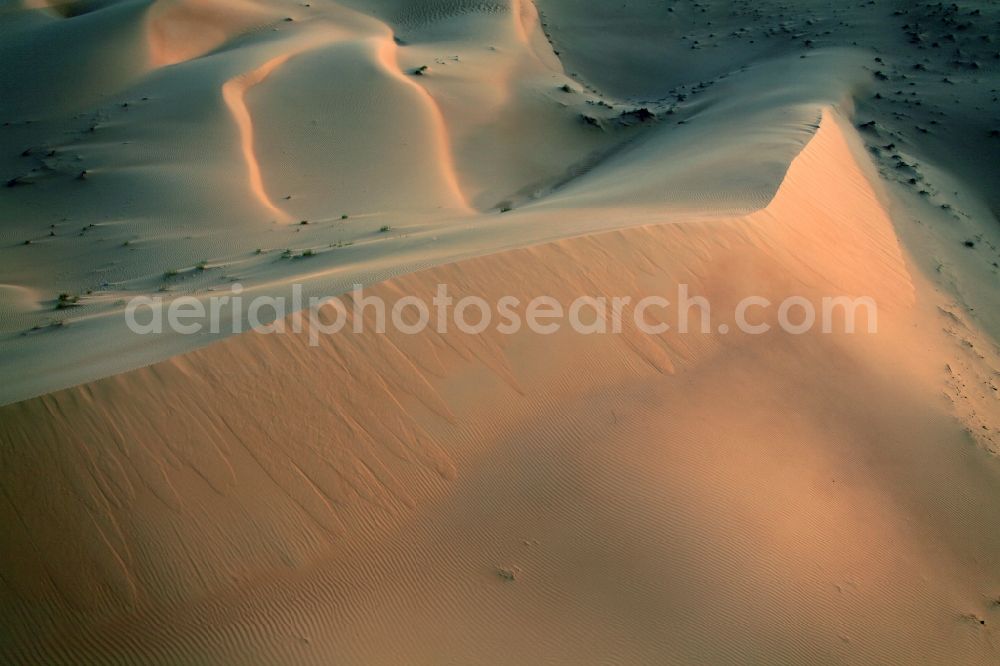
[1,110,998,664]
[338,0,509,26]
[22,0,83,18]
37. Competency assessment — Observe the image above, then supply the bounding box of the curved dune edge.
[1,109,998,663]
[373,36,473,212]
[221,52,298,222]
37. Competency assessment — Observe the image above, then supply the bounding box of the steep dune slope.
[1,109,997,664]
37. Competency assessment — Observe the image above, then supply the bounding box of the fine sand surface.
[1,0,999,664]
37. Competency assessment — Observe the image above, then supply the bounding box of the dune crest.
[221,52,298,222]
[373,36,473,212]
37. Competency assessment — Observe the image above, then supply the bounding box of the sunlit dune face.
[146,0,274,68]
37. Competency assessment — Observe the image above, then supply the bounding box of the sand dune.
[0,0,999,663]
[2,107,998,663]
[146,0,277,68]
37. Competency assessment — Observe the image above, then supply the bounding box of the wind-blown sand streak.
[373,36,472,212]
[221,53,296,222]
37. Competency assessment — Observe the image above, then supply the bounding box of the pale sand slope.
[1,108,998,664]
[4,0,997,405]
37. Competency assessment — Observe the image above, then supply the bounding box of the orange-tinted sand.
[2,109,998,663]
[1,1,998,663]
